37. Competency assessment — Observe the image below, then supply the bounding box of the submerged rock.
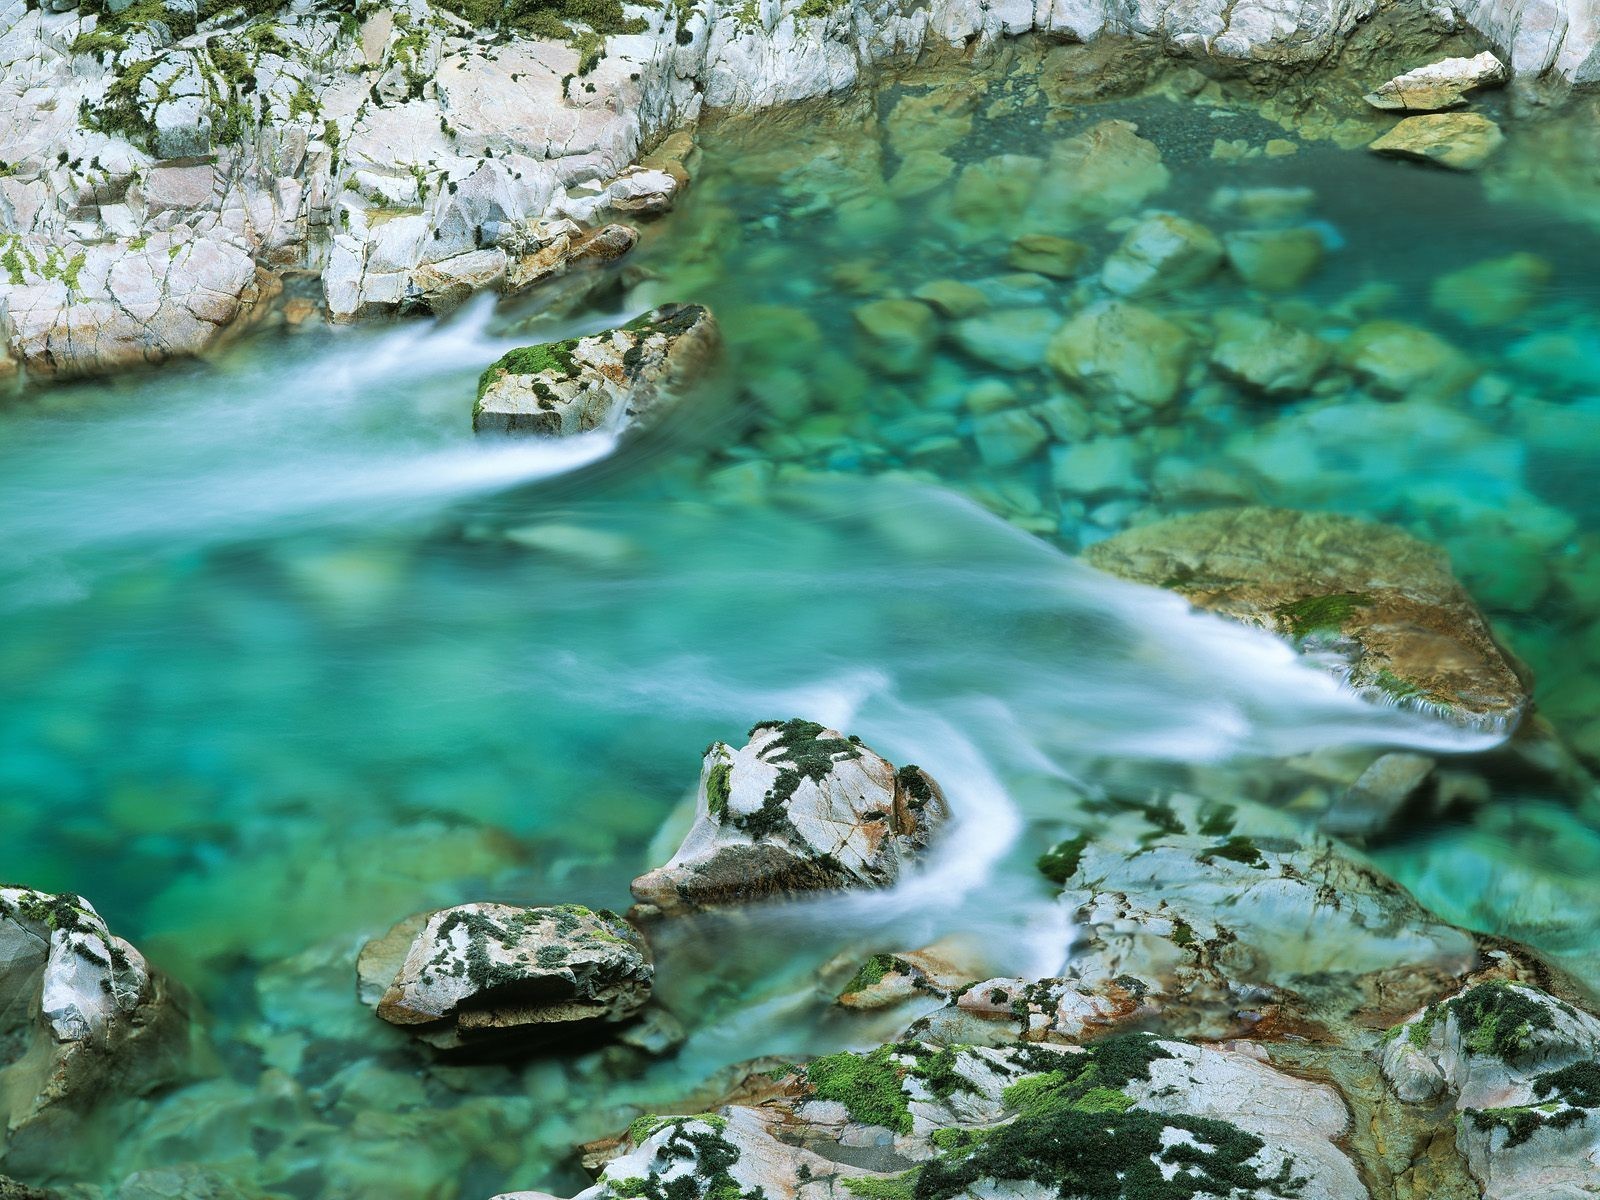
[1223,228,1324,292]
[1430,252,1552,327]
[1101,213,1222,297]
[1369,113,1505,171]
[853,299,939,377]
[1364,52,1507,112]
[1084,507,1530,733]
[1341,318,1478,399]
[1046,301,1192,410]
[1029,119,1170,230]
[1210,309,1329,394]
[0,889,198,1168]
[472,304,720,437]
[630,720,947,916]
[359,902,652,1053]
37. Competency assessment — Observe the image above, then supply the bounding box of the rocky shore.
[0,0,1598,379]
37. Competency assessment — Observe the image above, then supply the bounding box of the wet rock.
[1383,981,1600,1196]
[1342,319,1478,400]
[606,169,679,217]
[501,223,640,297]
[1369,113,1505,170]
[834,940,987,1010]
[950,308,1060,371]
[1029,119,1170,229]
[888,150,957,200]
[630,720,947,916]
[360,903,653,1053]
[1005,234,1088,278]
[1223,228,1325,291]
[1101,214,1222,297]
[1046,301,1192,410]
[0,889,198,1168]
[1084,507,1531,733]
[1321,752,1437,840]
[912,280,990,319]
[1210,309,1329,394]
[1365,52,1507,111]
[473,304,720,437]
[853,299,939,377]
[972,408,1049,466]
[1051,436,1142,497]
[1430,252,1551,327]
[1209,185,1318,223]
[535,1036,1363,1200]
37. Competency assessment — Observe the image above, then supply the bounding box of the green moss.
[844,953,899,995]
[1037,835,1088,886]
[895,764,934,808]
[81,57,160,148]
[1273,592,1372,640]
[804,1045,913,1134]
[1405,1005,1438,1050]
[706,759,732,821]
[1196,804,1235,838]
[1466,1103,1586,1148]
[841,1172,920,1200]
[1169,918,1195,947]
[736,719,862,840]
[1203,836,1266,869]
[477,339,581,400]
[606,1120,760,1200]
[1535,1060,1600,1108]
[1447,983,1557,1062]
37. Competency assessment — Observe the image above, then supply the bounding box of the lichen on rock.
[630,720,948,916]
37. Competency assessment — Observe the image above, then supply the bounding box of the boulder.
[1005,234,1088,278]
[1341,319,1477,399]
[1101,214,1222,297]
[1383,981,1600,1197]
[853,299,939,377]
[0,889,198,1168]
[1210,309,1329,394]
[1369,113,1505,171]
[1430,252,1551,328]
[359,903,653,1053]
[1364,52,1508,112]
[1223,228,1324,292]
[1083,507,1531,733]
[950,308,1060,372]
[473,304,720,437]
[630,720,947,916]
[1046,301,1192,410]
[1028,120,1170,229]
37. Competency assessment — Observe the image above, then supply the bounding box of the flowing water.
[3,36,1600,1200]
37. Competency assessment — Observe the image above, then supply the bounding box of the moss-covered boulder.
[1084,507,1530,734]
[0,889,202,1172]
[358,902,653,1053]
[472,303,720,436]
[630,720,947,917]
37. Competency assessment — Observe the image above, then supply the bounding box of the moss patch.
[1037,834,1088,886]
[804,1045,914,1134]
[1447,982,1559,1062]
[1273,592,1372,640]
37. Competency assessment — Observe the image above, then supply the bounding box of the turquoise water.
[3,38,1600,1199]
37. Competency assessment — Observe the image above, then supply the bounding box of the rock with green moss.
[358,902,653,1052]
[630,721,947,916]
[1382,981,1600,1197]
[0,888,202,1172]
[503,1036,1361,1200]
[473,304,720,436]
[1084,507,1530,735]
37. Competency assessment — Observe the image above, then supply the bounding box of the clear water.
[2,37,1599,1199]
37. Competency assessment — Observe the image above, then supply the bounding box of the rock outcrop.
[0,888,198,1170]
[358,902,653,1052]
[1364,50,1507,109]
[630,719,947,916]
[473,303,720,436]
[2,0,1575,380]
[1084,507,1531,734]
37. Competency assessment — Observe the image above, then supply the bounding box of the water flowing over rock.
[358,903,653,1053]
[630,720,947,916]
[1084,507,1531,734]
[0,889,198,1170]
[1364,51,1508,110]
[473,304,720,436]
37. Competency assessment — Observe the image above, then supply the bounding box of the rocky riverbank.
[1,0,1598,380]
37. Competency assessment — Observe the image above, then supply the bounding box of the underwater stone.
[972,407,1049,467]
[1210,309,1329,394]
[1085,507,1532,734]
[1101,213,1223,297]
[912,280,991,319]
[473,304,721,437]
[1321,752,1436,840]
[888,150,957,200]
[950,308,1061,372]
[1028,119,1170,230]
[1341,319,1478,400]
[1005,234,1089,279]
[853,299,939,377]
[1430,252,1552,327]
[1364,51,1507,112]
[1223,228,1324,292]
[0,888,200,1170]
[1046,301,1192,410]
[630,721,947,916]
[1369,113,1505,171]
[362,903,653,1053]
[1051,437,1142,497]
